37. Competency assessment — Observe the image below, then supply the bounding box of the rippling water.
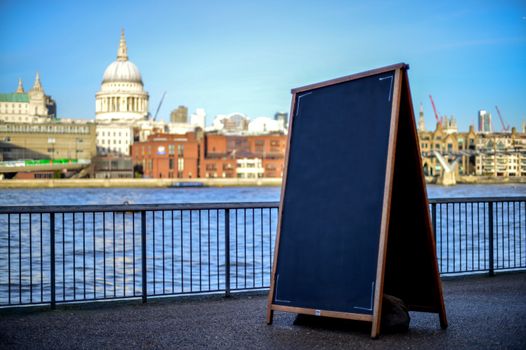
[0,183,524,207]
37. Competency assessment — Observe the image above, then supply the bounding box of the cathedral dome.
[102,60,143,84]
[96,30,149,123]
[101,30,143,85]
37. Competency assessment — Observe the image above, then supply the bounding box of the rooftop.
[0,272,525,349]
[0,93,29,103]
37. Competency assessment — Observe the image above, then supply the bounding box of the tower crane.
[153,91,167,121]
[495,106,510,132]
[429,95,442,127]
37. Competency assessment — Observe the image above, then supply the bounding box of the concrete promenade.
[1,273,525,349]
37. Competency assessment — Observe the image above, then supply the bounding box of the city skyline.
[1,0,525,131]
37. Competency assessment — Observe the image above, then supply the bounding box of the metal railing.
[0,197,524,309]
[429,197,526,276]
[0,203,278,308]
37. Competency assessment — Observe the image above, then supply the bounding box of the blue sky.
[1,0,525,131]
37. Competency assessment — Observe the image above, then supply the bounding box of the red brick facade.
[131,132,287,179]
[131,132,200,179]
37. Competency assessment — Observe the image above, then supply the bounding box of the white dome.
[102,60,143,84]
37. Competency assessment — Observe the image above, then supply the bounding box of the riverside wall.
[425,176,526,185]
[0,178,283,189]
[0,176,525,189]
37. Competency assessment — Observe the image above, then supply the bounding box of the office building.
[170,106,188,123]
[274,112,288,128]
[95,123,134,155]
[478,110,492,133]
[0,121,96,162]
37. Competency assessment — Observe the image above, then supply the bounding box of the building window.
[178,158,184,171]
[169,144,175,155]
[255,140,265,153]
[177,145,184,157]
[169,158,174,170]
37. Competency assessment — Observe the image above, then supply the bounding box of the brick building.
[201,132,286,178]
[131,131,287,179]
[131,132,201,179]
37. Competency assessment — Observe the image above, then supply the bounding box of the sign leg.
[439,308,448,329]
[370,323,380,339]
[266,307,274,325]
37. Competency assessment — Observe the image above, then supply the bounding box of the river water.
[0,184,524,306]
[0,183,524,206]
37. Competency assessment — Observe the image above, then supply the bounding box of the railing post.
[50,213,56,309]
[141,210,147,303]
[225,208,231,297]
[431,203,437,242]
[488,202,495,277]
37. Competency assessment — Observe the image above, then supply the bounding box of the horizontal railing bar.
[0,202,280,214]
[0,197,524,214]
[428,197,526,204]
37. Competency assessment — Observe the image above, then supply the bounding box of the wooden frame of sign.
[266,63,447,338]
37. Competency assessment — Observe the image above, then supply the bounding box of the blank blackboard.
[267,64,447,338]
[272,70,395,314]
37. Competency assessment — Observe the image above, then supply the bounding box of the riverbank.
[457,175,526,184]
[0,178,283,189]
[1,176,525,189]
[425,175,526,185]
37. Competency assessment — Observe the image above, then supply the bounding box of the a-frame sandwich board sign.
[266,63,447,338]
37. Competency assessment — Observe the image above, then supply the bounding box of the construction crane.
[429,95,442,127]
[495,106,510,132]
[153,91,167,121]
